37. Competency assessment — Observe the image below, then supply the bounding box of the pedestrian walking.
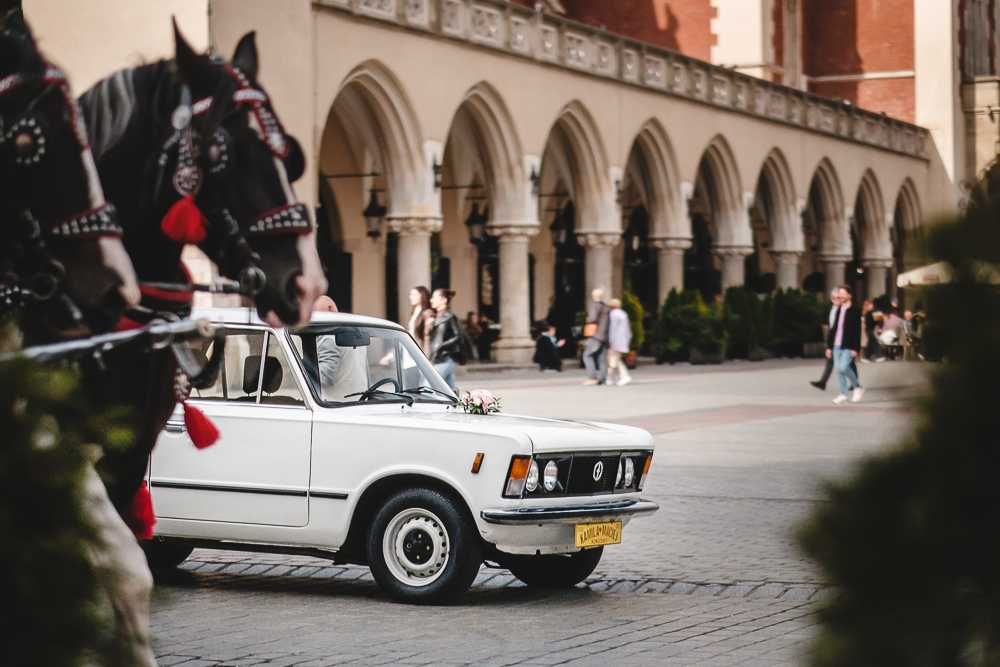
[582,287,610,385]
[607,298,633,386]
[810,288,857,390]
[826,285,864,404]
[405,286,433,356]
[428,288,462,390]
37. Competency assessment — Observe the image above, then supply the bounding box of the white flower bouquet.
[459,389,502,415]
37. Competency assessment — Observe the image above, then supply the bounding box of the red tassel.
[161,195,207,244]
[183,401,219,449]
[130,481,156,540]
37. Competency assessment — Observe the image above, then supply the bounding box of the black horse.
[78,25,326,521]
[0,8,138,337]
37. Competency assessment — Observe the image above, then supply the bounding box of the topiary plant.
[796,163,1000,665]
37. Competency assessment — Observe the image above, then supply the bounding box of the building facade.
[25,0,990,362]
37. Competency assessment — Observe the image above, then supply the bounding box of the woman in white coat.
[606,298,633,386]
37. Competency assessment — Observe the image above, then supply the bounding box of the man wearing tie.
[826,285,864,404]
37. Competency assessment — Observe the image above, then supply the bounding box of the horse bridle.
[0,65,124,320]
[144,65,311,302]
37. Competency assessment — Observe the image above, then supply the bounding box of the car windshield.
[289,325,456,406]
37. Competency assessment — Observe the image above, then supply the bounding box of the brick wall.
[803,0,915,121]
[809,77,915,123]
[512,0,716,60]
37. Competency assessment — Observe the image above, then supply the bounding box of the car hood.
[315,407,653,453]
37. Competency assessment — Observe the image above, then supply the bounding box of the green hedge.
[654,289,725,363]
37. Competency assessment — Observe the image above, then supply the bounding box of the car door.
[150,328,312,527]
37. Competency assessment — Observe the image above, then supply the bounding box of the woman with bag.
[607,298,633,386]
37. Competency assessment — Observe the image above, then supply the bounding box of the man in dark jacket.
[826,285,864,404]
[811,288,857,390]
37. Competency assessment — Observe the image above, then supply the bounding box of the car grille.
[523,450,652,498]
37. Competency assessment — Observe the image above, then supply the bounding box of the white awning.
[896,262,953,287]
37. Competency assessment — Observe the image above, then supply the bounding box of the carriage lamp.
[525,460,539,493]
[464,202,487,245]
[362,188,387,239]
[543,460,559,492]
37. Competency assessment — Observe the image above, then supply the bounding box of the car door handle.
[164,420,185,433]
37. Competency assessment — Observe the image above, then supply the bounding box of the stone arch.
[854,169,890,261]
[693,134,748,248]
[624,119,683,237]
[754,148,801,253]
[541,101,615,231]
[891,177,923,292]
[807,158,848,256]
[894,177,922,234]
[449,82,531,226]
[323,60,429,218]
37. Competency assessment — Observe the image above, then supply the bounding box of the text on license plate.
[575,520,622,548]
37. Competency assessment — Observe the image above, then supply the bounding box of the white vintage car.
[144,308,658,603]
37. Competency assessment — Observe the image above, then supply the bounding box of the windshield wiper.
[401,386,458,403]
[345,384,414,406]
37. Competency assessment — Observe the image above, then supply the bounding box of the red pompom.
[183,401,219,449]
[130,481,156,540]
[161,195,207,244]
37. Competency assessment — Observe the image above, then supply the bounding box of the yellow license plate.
[575,520,622,548]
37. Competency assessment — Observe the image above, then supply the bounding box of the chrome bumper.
[480,498,659,525]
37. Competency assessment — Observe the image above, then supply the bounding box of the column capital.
[387,217,442,235]
[650,236,693,252]
[713,244,754,258]
[577,231,621,248]
[770,250,803,265]
[487,223,540,240]
[861,257,894,269]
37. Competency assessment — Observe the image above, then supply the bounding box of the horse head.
[171,25,325,326]
[0,9,139,338]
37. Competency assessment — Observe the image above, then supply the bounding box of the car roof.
[192,307,406,331]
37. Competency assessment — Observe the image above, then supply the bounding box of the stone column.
[863,258,893,299]
[650,237,692,303]
[579,232,621,296]
[490,226,539,364]
[772,251,803,290]
[819,254,851,293]
[714,246,754,290]
[388,218,441,321]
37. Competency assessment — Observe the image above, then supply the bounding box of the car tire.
[505,547,603,588]
[366,488,482,604]
[141,540,194,571]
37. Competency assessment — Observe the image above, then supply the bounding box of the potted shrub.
[621,291,645,369]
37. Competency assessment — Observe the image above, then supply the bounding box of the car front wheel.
[366,488,482,604]
[504,547,603,588]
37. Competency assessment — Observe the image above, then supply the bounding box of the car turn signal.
[471,452,485,474]
[638,455,653,491]
[503,455,532,498]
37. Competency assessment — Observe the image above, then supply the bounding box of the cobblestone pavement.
[152,359,926,666]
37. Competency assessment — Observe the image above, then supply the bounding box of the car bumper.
[480,498,659,525]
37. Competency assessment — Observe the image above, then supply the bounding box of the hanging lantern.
[464,202,487,245]
[362,188,387,239]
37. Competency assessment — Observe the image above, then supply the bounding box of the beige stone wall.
[23,0,208,94]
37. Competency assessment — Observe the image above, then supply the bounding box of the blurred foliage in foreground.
[797,169,1000,666]
[0,337,133,666]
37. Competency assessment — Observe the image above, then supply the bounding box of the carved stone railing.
[316,0,929,160]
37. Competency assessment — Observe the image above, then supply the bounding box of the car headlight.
[615,460,624,487]
[543,460,558,492]
[624,457,635,487]
[525,460,539,493]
